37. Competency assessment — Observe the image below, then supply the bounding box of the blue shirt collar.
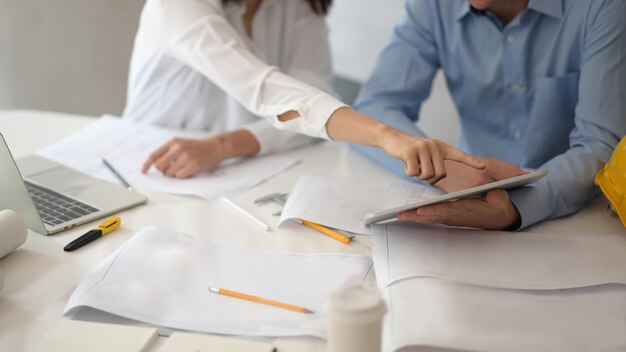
[455,2,472,20]
[455,0,563,21]
[528,0,563,19]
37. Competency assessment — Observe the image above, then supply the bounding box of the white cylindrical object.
[325,282,387,352]
[0,209,28,259]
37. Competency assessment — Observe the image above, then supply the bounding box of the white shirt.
[123,0,346,154]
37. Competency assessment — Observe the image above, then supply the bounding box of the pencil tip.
[303,309,314,314]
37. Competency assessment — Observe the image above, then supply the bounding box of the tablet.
[364,169,549,225]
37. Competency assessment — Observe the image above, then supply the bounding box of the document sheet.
[38,116,298,200]
[278,175,442,235]
[372,223,626,352]
[64,226,373,338]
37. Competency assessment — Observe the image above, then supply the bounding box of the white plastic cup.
[325,282,387,352]
[0,209,28,259]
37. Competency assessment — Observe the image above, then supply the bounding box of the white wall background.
[0,0,144,116]
[326,0,461,146]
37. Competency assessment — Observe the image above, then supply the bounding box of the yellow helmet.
[595,136,626,227]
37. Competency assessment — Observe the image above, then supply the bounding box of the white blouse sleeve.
[241,1,337,154]
[156,0,347,140]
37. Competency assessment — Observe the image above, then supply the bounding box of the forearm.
[325,107,393,148]
[218,129,261,159]
[351,108,428,180]
[278,107,395,149]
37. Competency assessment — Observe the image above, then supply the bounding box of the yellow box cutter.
[64,216,121,252]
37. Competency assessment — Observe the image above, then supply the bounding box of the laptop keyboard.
[25,181,100,226]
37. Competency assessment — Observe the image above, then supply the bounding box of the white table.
[0,110,624,352]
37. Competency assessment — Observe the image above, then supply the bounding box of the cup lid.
[325,282,386,322]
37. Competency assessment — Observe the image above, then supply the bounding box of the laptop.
[0,133,147,235]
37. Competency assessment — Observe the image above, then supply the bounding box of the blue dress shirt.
[354,0,626,229]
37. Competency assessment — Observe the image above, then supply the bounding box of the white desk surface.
[0,110,624,352]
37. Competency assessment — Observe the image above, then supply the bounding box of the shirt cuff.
[507,185,552,230]
[241,119,317,155]
[240,121,272,155]
[296,92,348,140]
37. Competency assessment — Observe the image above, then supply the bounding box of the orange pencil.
[209,286,313,314]
[300,220,352,244]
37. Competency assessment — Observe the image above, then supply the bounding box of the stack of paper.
[38,116,298,200]
[278,174,442,234]
[372,223,626,352]
[64,226,373,338]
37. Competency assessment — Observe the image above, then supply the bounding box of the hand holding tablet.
[364,169,549,225]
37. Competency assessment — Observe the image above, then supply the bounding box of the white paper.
[38,116,298,200]
[278,175,442,235]
[372,223,626,290]
[64,226,373,338]
[381,278,626,352]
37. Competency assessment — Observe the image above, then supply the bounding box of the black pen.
[64,216,121,252]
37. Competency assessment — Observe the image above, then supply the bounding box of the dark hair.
[222,0,332,15]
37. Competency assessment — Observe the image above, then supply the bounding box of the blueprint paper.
[372,223,626,289]
[64,226,373,338]
[371,223,626,351]
[381,278,626,352]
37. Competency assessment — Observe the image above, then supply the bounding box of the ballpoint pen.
[209,286,313,314]
[103,158,135,191]
[64,216,121,251]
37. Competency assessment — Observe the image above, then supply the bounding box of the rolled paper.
[0,209,28,259]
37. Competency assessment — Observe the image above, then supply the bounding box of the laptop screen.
[0,133,47,234]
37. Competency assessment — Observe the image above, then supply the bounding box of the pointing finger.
[443,146,485,170]
[142,142,170,173]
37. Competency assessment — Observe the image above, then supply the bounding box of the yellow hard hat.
[595,136,626,227]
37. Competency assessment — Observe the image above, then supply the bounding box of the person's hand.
[142,136,227,178]
[142,129,261,178]
[398,157,526,230]
[397,189,522,230]
[379,129,486,184]
[435,157,526,193]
